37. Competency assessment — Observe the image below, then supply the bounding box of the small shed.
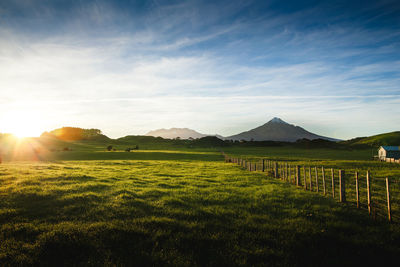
[378,146,400,161]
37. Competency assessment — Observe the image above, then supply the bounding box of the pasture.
[224,146,400,222]
[0,149,399,266]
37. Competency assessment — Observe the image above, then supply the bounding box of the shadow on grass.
[1,168,399,266]
[49,151,223,161]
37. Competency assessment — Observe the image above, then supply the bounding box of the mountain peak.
[227,117,338,142]
[269,117,288,124]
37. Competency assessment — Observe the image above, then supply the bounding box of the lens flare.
[0,110,44,138]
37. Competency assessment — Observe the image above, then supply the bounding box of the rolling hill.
[342,131,400,147]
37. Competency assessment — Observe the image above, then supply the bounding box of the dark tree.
[107,145,113,151]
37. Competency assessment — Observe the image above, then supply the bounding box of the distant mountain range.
[145,118,340,142]
[3,119,400,147]
[146,128,208,139]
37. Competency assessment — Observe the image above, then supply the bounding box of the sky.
[0,0,399,139]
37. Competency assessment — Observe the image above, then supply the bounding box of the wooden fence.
[223,153,396,223]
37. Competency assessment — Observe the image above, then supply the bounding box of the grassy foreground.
[0,151,399,266]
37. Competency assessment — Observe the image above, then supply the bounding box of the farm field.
[0,149,399,266]
[223,146,400,221]
[222,146,374,160]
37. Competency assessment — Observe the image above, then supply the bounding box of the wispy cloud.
[0,0,399,139]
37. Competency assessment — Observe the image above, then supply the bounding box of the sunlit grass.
[0,155,399,266]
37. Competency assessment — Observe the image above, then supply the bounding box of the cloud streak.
[0,0,399,139]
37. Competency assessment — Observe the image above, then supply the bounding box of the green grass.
[223,146,400,221]
[343,131,400,146]
[1,150,399,266]
[46,150,222,161]
[222,146,374,160]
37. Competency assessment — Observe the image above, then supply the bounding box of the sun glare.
[1,110,45,138]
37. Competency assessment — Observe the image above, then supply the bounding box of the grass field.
[222,146,374,160]
[223,146,400,222]
[1,149,399,266]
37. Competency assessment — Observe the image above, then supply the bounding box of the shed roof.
[380,146,400,151]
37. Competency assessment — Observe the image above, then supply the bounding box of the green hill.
[342,131,400,147]
[42,127,109,141]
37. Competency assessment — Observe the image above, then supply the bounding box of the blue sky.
[0,0,399,139]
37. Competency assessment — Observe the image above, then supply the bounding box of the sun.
[1,110,45,138]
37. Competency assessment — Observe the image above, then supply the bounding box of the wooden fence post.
[279,163,282,178]
[286,164,288,181]
[292,165,295,184]
[282,163,285,180]
[285,163,288,181]
[355,171,359,208]
[303,166,306,189]
[331,168,335,199]
[339,170,346,202]
[283,163,286,181]
[296,165,301,186]
[309,167,312,191]
[315,167,319,193]
[262,159,265,172]
[274,162,278,178]
[367,171,371,215]
[386,177,392,222]
[283,163,285,180]
[279,163,282,179]
[322,167,326,195]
